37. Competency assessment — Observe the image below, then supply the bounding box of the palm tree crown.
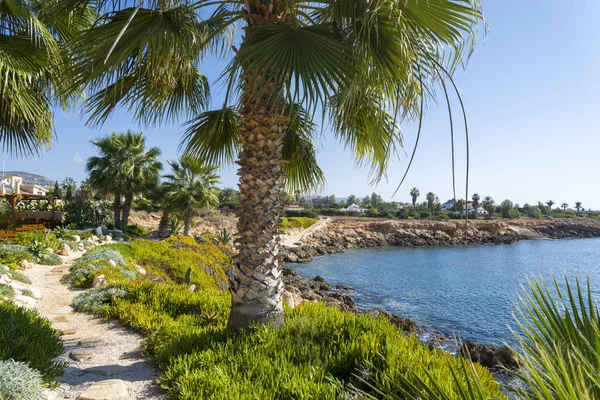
[56,0,483,330]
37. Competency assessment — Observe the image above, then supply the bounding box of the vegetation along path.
[24,252,164,400]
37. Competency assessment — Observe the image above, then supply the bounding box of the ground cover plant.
[13,230,60,250]
[0,245,31,266]
[0,359,44,400]
[69,239,502,399]
[0,301,65,384]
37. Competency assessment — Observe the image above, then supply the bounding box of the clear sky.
[4,0,600,209]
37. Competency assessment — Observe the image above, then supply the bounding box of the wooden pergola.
[0,194,64,237]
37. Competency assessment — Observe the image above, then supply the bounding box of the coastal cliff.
[282,217,600,263]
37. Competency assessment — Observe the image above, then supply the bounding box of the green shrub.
[72,285,129,316]
[21,289,34,298]
[280,217,319,230]
[0,264,8,274]
[13,230,60,250]
[215,228,232,246]
[126,224,149,237]
[0,245,31,265]
[9,270,31,285]
[0,284,14,300]
[33,253,63,266]
[76,248,126,267]
[0,302,65,384]
[53,226,76,241]
[62,259,113,287]
[64,199,113,228]
[59,239,78,251]
[154,304,502,399]
[0,359,43,400]
[285,210,318,218]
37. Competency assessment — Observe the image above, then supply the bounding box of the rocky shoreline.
[281,217,600,263]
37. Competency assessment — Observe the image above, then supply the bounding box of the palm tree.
[87,131,162,229]
[219,187,240,205]
[163,158,220,236]
[472,193,481,215]
[456,199,466,219]
[575,202,583,214]
[65,0,483,330]
[62,178,77,201]
[410,188,421,217]
[483,196,495,218]
[426,192,436,214]
[546,200,555,214]
[562,203,569,212]
[79,178,96,200]
[0,2,91,155]
[148,184,174,239]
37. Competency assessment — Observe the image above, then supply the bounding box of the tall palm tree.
[87,131,162,229]
[163,158,220,236]
[79,178,96,200]
[546,200,555,214]
[63,0,483,330]
[575,202,583,214]
[410,188,420,217]
[472,193,481,213]
[62,177,77,201]
[562,203,569,212]
[0,1,92,155]
[426,192,436,214]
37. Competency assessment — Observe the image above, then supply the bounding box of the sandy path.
[23,252,165,400]
[280,217,331,248]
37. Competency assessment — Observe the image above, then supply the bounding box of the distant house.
[343,204,367,213]
[441,199,455,211]
[476,206,488,215]
[0,176,48,196]
[284,205,305,212]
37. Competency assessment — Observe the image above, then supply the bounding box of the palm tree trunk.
[121,193,133,230]
[158,210,170,239]
[113,193,121,228]
[183,207,193,236]
[227,102,288,332]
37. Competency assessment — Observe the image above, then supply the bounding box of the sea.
[291,237,600,347]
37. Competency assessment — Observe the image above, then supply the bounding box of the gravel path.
[23,252,165,400]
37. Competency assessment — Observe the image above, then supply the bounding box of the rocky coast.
[281,217,600,263]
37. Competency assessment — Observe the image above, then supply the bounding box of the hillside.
[2,171,55,188]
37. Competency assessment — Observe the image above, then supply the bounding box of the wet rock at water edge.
[313,275,325,282]
[364,308,422,334]
[458,339,519,369]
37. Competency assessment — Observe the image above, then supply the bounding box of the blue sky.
[4,0,600,209]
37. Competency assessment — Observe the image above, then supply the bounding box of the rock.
[283,287,304,309]
[54,306,73,315]
[78,379,128,400]
[364,308,422,334]
[95,226,103,236]
[13,294,36,309]
[58,243,71,256]
[54,315,70,322]
[87,365,125,376]
[0,273,10,284]
[313,275,325,282]
[40,388,59,400]
[61,328,77,335]
[92,274,106,288]
[116,237,124,242]
[78,243,85,251]
[17,259,31,270]
[54,295,72,306]
[133,264,146,275]
[78,336,103,345]
[105,235,112,243]
[51,266,69,273]
[458,340,519,369]
[73,235,81,243]
[69,349,94,362]
[336,284,353,290]
[188,284,197,292]
[108,259,117,267]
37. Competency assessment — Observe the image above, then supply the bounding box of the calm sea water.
[291,238,600,346]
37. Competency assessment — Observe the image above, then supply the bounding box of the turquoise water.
[291,238,600,346]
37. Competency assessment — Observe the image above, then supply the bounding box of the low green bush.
[0,245,32,265]
[0,284,14,300]
[281,217,319,230]
[284,209,318,218]
[72,285,129,316]
[21,289,34,298]
[126,224,149,237]
[9,270,31,285]
[13,230,60,250]
[33,253,63,266]
[0,301,65,384]
[59,239,78,251]
[0,359,43,400]
[53,226,76,241]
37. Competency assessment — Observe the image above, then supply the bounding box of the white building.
[343,204,367,213]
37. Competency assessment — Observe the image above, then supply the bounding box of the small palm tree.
[546,200,555,214]
[426,192,436,214]
[87,131,162,229]
[562,203,569,211]
[575,202,583,214]
[62,178,77,201]
[410,188,420,217]
[79,178,96,200]
[472,193,481,215]
[219,188,240,205]
[163,158,220,236]
[63,0,483,330]
[456,199,466,219]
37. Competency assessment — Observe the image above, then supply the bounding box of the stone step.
[69,349,94,362]
[77,380,127,400]
[54,315,70,323]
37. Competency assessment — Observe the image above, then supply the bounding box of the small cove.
[291,237,600,346]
